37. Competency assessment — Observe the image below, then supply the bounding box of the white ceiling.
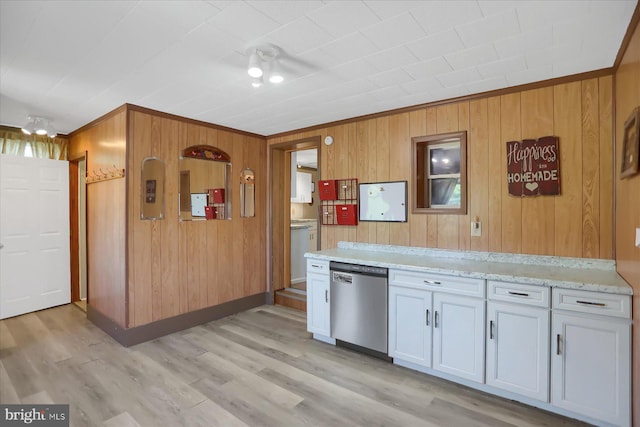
[0,1,636,137]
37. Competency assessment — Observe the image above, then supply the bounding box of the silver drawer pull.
[576,300,606,307]
[424,280,441,285]
[311,264,322,268]
[507,291,530,297]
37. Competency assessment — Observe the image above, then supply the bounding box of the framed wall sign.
[621,106,639,179]
[506,136,560,197]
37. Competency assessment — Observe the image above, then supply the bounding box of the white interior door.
[0,154,70,319]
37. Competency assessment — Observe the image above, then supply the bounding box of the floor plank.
[0,303,588,426]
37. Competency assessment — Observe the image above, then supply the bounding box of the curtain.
[431,178,458,205]
[0,126,68,160]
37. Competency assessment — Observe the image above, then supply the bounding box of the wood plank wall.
[268,76,614,260]
[127,109,267,328]
[614,17,640,426]
[69,107,127,326]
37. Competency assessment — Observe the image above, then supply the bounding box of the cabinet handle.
[507,291,529,297]
[424,280,441,285]
[576,300,606,307]
[325,290,328,303]
[489,320,494,339]
[556,334,561,355]
[434,311,439,328]
[426,309,430,326]
[311,264,321,268]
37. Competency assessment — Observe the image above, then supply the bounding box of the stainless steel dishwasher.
[330,261,388,355]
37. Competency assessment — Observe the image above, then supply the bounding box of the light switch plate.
[636,228,640,248]
[471,221,481,237]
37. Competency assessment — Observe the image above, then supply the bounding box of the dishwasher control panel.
[330,261,387,277]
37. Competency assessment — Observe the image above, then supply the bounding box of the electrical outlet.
[471,221,481,237]
[636,228,640,248]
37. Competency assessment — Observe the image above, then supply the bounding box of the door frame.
[268,136,321,302]
[69,152,87,303]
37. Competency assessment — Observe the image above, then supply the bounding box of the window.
[412,131,467,214]
[24,142,33,157]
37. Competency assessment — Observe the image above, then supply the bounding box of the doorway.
[69,154,88,312]
[269,136,321,311]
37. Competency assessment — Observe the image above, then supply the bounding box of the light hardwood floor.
[0,304,587,427]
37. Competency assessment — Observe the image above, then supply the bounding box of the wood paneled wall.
[614,17,640,426]
[268,76,614,260]
[69,107,127,326]
[127,109,267,328]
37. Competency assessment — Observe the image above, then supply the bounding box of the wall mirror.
[240,168,255,218]
[412,131,467,214]
[141,157,165,220]
[179,145,231,221]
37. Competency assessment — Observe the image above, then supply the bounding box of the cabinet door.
[388,286,432,366]
[551,312,630,426]
[486,302,549,401]
[290,228,308,283]
[307,272,330,336]
[433,293,485,383]
[292,172,312,203]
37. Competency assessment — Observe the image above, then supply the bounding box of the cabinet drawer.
[389,269,485,297]
[552,288,630,319]
[307,258,329,274]
[488,280,550,308]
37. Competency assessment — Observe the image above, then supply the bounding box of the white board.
[358,181,407,222]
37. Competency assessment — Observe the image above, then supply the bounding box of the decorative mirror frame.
[140,157,165,220]
[411,131,467,215]
[179,145,231,221]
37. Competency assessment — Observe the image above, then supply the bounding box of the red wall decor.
[506,136,560,197]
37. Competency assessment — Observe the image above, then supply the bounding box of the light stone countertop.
[305,242,632,295]
[290,223,312,230]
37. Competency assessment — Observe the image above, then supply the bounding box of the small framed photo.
[621,106,639,179]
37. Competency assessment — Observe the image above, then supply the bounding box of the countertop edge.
[305,249,633,296]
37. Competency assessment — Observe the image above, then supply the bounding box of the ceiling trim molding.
[125,104,265,139]
[613,0,640,72]
[267,67,614,140]
[68,104,128,137]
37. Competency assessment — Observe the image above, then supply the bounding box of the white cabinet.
[291,172,312,203]
[290,227,309,284]
[306,259,332,341]
[388,269,485,384]
[388,285,432,367]
[551,289,631,427]
[307,221,318,252]
[486,281,550,402]
[433,293,485,383]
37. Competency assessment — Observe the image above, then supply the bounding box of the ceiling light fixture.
[251,76,264,88]
[268,60,284,84]
[21,115,57,138]
[246,45,284,88]
[247,51,263,78]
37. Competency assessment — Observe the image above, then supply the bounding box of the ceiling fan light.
[247,52,263,78]
[268,60,284,83]
[251,76,263,88]
[34,118,47,135]
[21,118,34,135]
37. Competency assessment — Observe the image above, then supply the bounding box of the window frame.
[411,131,467,215]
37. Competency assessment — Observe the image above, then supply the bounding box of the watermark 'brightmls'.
[1,405,69,426]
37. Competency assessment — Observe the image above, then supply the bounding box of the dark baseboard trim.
[87,292,269,347]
